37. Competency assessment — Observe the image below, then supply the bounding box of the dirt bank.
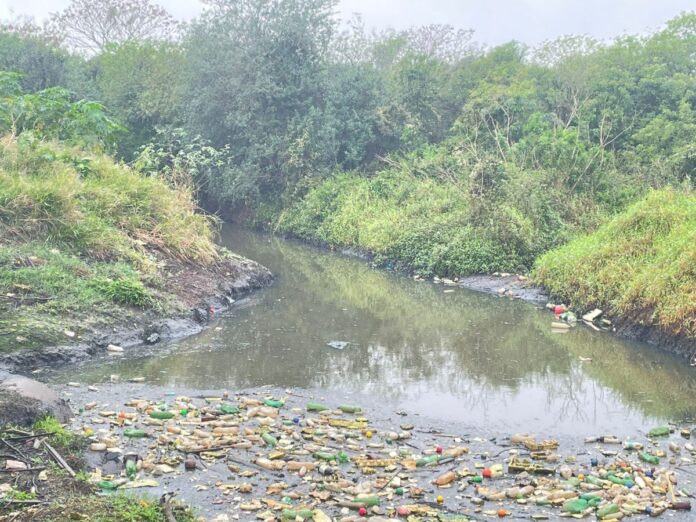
[0,253,272,375]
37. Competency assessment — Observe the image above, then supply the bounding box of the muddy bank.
[0,253,273,375]
[0,370,71,426]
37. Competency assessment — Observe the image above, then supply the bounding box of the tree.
[181,0,338,208]
[0,71,125,150]
[95,41,183,158]
[0,24,75,92]
[47,0,177,55]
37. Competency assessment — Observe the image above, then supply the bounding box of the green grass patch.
[533,188,696,339]
[32,416,76,449]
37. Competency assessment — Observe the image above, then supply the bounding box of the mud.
[454,274,548,305]
[0,370,71,425]
[0,253,273,375]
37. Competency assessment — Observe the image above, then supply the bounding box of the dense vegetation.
[0,0,694,341]
[0,75,223,349]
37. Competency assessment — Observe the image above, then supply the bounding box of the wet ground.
[45,225,696,438]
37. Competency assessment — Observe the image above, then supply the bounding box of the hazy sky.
[1,0,693,46]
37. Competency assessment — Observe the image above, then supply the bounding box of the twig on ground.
[42,440,75,478]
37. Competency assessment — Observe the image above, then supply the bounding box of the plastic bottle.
[648,426,670,437]
[149,411,174,420]
[353,495,380,507]
[126,460,137,479]
[281,509,314,521]
[562,498,588,514]
[307,402,330,412]
[639,452,660,465]
[416,455,439,467]
[220,404,240,414]
[434,471,457,486]
[261,432,277,447]
[597,504,620,519]
[123,428,147,438]
[338,405,362,413]
[264,399,284,408]
[313,451,336,461]
[98,480,117,490]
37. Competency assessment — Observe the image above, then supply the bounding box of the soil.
[0,370,71,426]
[0,252,273,375]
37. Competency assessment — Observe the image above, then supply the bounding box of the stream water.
[52,226,696,437]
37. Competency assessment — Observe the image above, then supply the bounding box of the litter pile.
[69,386,693,521]
[0,427,79,510]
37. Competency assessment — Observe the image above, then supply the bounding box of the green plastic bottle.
[261,432,277,447]
[597,504,620,519]
[353,495,380,507]
[149,410,174,420]
[264,399,284,408]
[639,452,659,465]
[307,402,330,412]
[313,451,336,461]
[415,455,439,467]
[281,509,314,521]
[123,428,147,438]
[562,498,588,514]
[219,404,240,415]
[585,475,604,486]
[98,480,117,490]
[338,405,362,413]
[126,460,137,479]
[647,426,670,437]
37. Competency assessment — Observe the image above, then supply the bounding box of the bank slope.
[0,136,271,358]
[533,189,696,357]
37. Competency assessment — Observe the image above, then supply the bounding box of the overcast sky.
[1,0,693,46]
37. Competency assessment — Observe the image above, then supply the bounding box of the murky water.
[53,226,696,436]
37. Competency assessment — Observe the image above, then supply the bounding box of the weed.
[32,416,75,449]
[533,189,696,339]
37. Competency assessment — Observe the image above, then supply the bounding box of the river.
[51,225,696,437]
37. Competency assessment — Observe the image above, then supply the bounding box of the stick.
[0,467,46,473]
[1,438,30,464]
[160,492,177,522]
[3,432,55,442]
[42,440,76,478]
[0,499,46,505]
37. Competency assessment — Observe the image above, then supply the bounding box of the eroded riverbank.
[0,253,272,375]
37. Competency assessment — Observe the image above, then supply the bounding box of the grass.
[533,188,696,339]
[58,494,195,522]
[276,150,605,277]
[32,416,76,449]
[1,417,194,521]
[0,134,222,350]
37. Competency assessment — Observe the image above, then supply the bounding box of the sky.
[0,0,693,46]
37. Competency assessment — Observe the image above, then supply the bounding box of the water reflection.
[54,226,696,435]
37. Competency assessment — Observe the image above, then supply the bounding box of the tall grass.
[0,135,222,349]
[0,135,218,264]
[277,160,604,276]
[533,189,696,339]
